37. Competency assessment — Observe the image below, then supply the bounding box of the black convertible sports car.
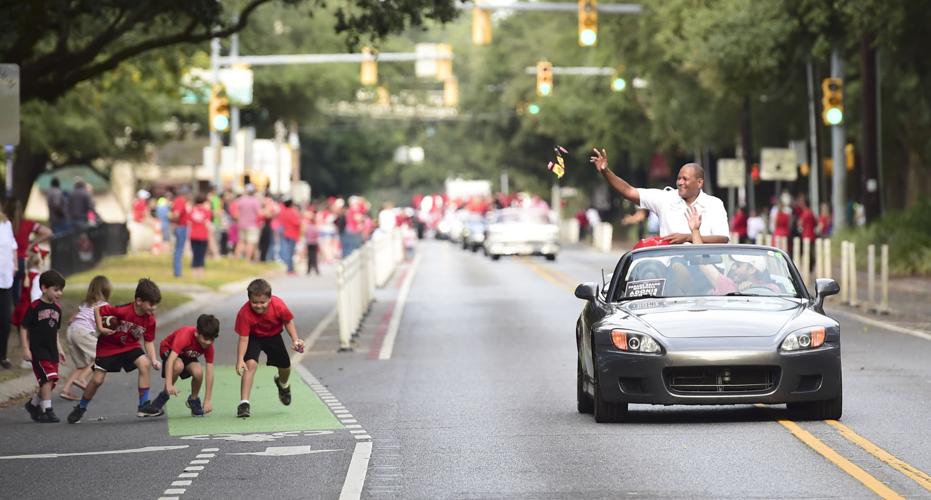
[574,244,842,423]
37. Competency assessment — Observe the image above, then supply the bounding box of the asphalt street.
[1,240,929,499]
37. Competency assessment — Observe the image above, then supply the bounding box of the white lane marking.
[345,424,362,429]
[339,442,374,500]
[201,448,219,452]
[829,307,931,341]
[228,446,341,457]
[341,419,358,424]
[189,459,210,464]
[178,473,198,478]
[157,497,179,500]
[0,445,189,460]
[195,454,215,458]
[353,435,372,440]
[379,253,421,360]
[349,430,367,434]
[164,489,186,495]
[184,466,204,471]
[171,481,192,486]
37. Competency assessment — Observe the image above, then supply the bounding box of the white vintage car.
[484,208,560,261]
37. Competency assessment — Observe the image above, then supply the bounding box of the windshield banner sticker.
[625,278,665,297]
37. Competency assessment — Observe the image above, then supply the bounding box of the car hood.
[613,297,806,338]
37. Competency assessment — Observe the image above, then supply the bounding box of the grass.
[832,200,931,277]
[67,253,280,290]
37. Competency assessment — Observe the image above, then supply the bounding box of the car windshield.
[614,247,802,301]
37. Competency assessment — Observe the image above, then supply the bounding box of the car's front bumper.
[485,240,559,256]
[595,344,841,405]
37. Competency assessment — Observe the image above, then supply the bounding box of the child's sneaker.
[152,391,171,410]
[137,401,164,418]
[236,401,251,418]
[36,408,60,423]
[274,376,292,406]
[186,396,205,417]
[67,405,86,424]
[24,400,41,421]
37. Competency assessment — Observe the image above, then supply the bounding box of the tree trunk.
[7,150,48,206]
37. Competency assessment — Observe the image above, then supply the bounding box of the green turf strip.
[164,365,343,436]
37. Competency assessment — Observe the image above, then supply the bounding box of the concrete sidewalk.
[826,269,931,334]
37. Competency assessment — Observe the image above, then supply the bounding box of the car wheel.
[490,254,500,261]
[577,361,594,414]
[593,370,627,423]
[545,254,557,261]
[471,245,479,253]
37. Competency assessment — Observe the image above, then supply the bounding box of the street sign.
[760,148,798,181]
[0,64,19,145]
[716,159,745,188]
[415,43,438,78]
[220,65,253,106]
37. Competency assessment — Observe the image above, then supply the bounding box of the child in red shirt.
[67,278,163,424]
[21,270,66,423]
[234,279,304,418]
[149,314,219,416]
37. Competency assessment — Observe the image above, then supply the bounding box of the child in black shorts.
[149,314,219,416]
[234,279,304,418]
[67,278,162,424]
[21,270,66,423]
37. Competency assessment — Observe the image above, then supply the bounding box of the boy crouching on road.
[149,314,219,416]
[22,270,67,423]
[67,278,162,424]
[234,278,304,418]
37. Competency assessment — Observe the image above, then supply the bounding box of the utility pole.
[860,35,880,222]
[741,95,754,212]
[210,38,222,189]
[806,60,821,216]
[831,50,847,231]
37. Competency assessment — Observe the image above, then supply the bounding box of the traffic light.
[443,76,459,107]
[435,43,453,81]
[845,143,855,170]
[361,46,378,86]
[209,85,230,132]
[472,7,492,45]
[536,60,553,97]
[578,0,598,47]
[821,77,844,126]
[527,103,541,115]
[611,65,626,92]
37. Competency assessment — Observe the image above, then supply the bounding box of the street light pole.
[806,60,820,216]
[831,50,847,231]
[210,37,222,189]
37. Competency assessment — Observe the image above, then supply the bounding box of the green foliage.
[833,200,931,276]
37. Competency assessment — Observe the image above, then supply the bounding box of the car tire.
[577,361,594,414]
[789,392,842,421]
[545,254,557,261]
[593,370,627,423]
[490,254,500,261]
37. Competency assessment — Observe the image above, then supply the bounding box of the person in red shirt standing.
[730,206,748,244]
[234,279,304,418]
[171,186,191,277]
[188,193,213,279]
[149,314,219,417]
[277,199,302,275]
[67,278,163,424]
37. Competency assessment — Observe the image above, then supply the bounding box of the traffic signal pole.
[806,60,820,217]
[831,50,847,231]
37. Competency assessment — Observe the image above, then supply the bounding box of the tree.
[1,0,458,201]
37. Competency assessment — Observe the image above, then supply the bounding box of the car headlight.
[611,329,662,353]
[780,326,827,351]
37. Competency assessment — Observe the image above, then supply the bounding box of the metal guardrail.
[50,223,129,277]
[337,229,406,351]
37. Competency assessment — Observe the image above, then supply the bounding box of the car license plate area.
[664,366,780,394]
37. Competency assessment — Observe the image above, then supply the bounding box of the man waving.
[590,148,729,244]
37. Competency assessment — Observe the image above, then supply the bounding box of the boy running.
[21,270,67,423]
[149,314,219,416]
[235,278,304,418]
[67,278,162,424]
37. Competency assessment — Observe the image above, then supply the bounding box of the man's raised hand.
[590,148,608,172]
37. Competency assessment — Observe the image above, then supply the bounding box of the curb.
[0,279,254,406]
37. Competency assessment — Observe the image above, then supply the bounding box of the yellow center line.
[825,419,931,493]
[519,258,576,293]
[776,419,905,499]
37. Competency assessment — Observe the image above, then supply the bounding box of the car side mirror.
[575,282,598,301]
[814,278,839,309]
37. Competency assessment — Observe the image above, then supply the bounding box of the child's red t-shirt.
[96,303,157,357]
[159,325,214,363]
[234,296,294,338]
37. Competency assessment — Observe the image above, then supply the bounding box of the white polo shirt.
[637,187,730,241]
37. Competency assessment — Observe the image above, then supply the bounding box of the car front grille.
[664,366,780,394]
